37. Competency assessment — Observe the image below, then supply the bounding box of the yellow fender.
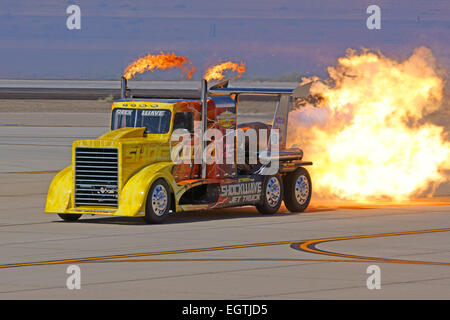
[115,162,177,216]
[45,166,73,213]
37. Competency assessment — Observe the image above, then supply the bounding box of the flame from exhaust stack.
[288,47,450,201]
[204,61,246,81]
[123,51,197,80]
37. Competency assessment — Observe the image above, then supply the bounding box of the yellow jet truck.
[46,78,313,223]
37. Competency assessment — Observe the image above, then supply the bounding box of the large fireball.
[288,47,450,201]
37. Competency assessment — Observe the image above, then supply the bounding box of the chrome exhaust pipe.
[120,76,128,99]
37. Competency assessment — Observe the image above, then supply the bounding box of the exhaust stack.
[201,79,208,178]
[120,76,128,99]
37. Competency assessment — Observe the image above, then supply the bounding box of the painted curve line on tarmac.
[0,228,449,269]
[0,239,304,269]
[292,227,450,266]
[4,170,59,174]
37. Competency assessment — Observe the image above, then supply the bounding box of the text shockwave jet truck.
[45,78,313,223]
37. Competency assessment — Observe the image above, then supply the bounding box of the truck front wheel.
[143,179,171,224]
[255,174,283,215]
[283,167,312,213]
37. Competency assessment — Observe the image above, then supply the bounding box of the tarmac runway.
[0,112,449,299]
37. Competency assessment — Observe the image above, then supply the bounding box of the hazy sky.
[0,0,448,80]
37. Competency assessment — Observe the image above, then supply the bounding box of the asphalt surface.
[0,112,449,299]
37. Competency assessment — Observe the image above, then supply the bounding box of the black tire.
[255,174,283,215]
[143,179,172,224]
[58,213,82,222]
[283,167,312,213]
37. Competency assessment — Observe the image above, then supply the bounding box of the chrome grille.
[75,147,119,207]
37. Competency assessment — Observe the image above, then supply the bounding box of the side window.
[111,108,135,130]
[173,112,193,133]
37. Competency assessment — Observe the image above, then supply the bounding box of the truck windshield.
[111,108,172,134]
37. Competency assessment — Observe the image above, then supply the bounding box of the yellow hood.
[98,127,146,140]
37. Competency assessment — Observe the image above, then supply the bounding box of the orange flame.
[123,51,197,80]
[288,47,450,201]
[204,61,246,81]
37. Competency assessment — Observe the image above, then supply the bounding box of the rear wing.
[209,80,314,150]
[208,79,313,97]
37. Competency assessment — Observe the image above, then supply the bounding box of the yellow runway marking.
[5,170,59,175]
[0,240,303,269]
[297,227,450,265]
[0,228,449,269]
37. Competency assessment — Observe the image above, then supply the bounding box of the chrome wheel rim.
[152,184,168,216]
[266,177,281,207]
[295,175,309,205]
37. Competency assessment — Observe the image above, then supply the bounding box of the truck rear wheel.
[255,174,283,215]
[283,167,312,213]
[57,214,82,222]
[143,179,171,224]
